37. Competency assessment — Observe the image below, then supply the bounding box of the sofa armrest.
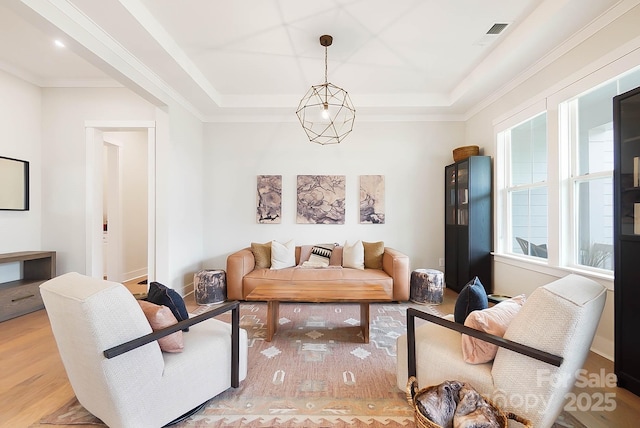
[406,307,563,380]
[382,247,410,301]
[226,248,255,300]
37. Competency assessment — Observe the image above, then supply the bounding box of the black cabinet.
[444,156,492,293]
[614,84,640,396]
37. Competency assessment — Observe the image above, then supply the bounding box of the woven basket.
[406,377,532,428]
[453,145,479,162]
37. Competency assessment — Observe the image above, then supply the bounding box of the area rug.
[37,302,586,428]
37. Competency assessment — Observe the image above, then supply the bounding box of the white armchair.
[40,272,248,428]
[397,274,607,428]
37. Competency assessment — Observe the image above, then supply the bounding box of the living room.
[1,0,640,426]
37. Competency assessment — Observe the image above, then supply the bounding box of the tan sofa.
[226,245,410,301]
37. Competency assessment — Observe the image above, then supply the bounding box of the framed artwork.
[360,175,385,224]
[256,175,282,223]
[296,175,345,224]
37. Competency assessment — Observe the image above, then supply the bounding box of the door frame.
[85,120,156,281]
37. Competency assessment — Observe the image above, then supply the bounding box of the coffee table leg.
[266,300,279,341]
[360,302,370,343]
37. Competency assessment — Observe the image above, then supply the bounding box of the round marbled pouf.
[410,269,444,304]
[194,269,226,305]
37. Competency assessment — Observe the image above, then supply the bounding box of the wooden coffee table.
[245,284,393,343]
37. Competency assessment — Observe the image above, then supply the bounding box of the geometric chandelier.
[296,35,356,145]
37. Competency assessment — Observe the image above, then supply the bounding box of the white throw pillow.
[343,240,365,270]
[271,239,296,269]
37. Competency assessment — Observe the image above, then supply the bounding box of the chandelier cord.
[324,45,329,105]
[324,45,328,85]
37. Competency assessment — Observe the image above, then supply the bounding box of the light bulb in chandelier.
[321,102,330,119]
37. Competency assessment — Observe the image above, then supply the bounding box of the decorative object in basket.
[406,377,531,428]
[453,145,479,162]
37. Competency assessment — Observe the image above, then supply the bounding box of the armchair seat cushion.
[161,318,248,412]
[396,317,493,394]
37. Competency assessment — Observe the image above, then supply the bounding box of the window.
[561,68,640,272]
[563,84,615,271]
[498,113,548,259]
[495,57,640,279]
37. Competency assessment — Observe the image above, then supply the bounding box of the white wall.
[35,89,204,294]
[201,120,465,272]
[155,104,204,294]
[0,70,41,255]
[40,88,156,275]
[464,4,640,359]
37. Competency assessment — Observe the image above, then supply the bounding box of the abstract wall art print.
[256,175,282,223]
[296,175,345,224]
[360,175,385,224]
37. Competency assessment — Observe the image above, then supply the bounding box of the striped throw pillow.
[308,243,336,267]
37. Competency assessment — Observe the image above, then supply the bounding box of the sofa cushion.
[363,241,384,269]
[306,243,337,267]
[271,239,296,269]
[299,245,344,267]
[330,246,343,266]
[251,242,271,269]
[243,266,393,297]
[343,240,365,269]
[454,277,488,324]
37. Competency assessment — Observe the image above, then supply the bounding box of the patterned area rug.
[37,302,587,428]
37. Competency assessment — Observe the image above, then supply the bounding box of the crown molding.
[463,0,640,121]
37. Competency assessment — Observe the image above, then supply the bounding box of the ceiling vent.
[486,23,509,35]
[474,22,510,46]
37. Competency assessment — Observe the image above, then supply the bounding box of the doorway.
[102,132,148,284]
[85,121,156,282]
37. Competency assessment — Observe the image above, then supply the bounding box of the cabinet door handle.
[12,294,35,302]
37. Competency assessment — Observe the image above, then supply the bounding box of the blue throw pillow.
[454,277,488,324]
[146,282,189,332]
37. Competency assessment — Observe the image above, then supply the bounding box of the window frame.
[496,107,549,260]
[562,81,622,275]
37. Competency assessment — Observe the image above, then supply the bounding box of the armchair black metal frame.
[406,307,563,379]
[104,300,241,388]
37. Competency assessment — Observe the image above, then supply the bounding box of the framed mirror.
[0,156,29,211]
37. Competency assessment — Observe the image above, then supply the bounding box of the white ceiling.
[0,0,632,121]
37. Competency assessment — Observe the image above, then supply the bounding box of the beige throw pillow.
[363,241,384,269]
[343,240,365,270]
[461,294,526,364]
[138,300,184,353]
[251,242,272,269]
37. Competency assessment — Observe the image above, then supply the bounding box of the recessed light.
[54,39,65,48]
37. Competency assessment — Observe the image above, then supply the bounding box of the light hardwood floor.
[0,285,638,427]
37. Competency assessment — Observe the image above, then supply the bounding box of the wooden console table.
[245,284,392,343]
[0,251,56,322]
